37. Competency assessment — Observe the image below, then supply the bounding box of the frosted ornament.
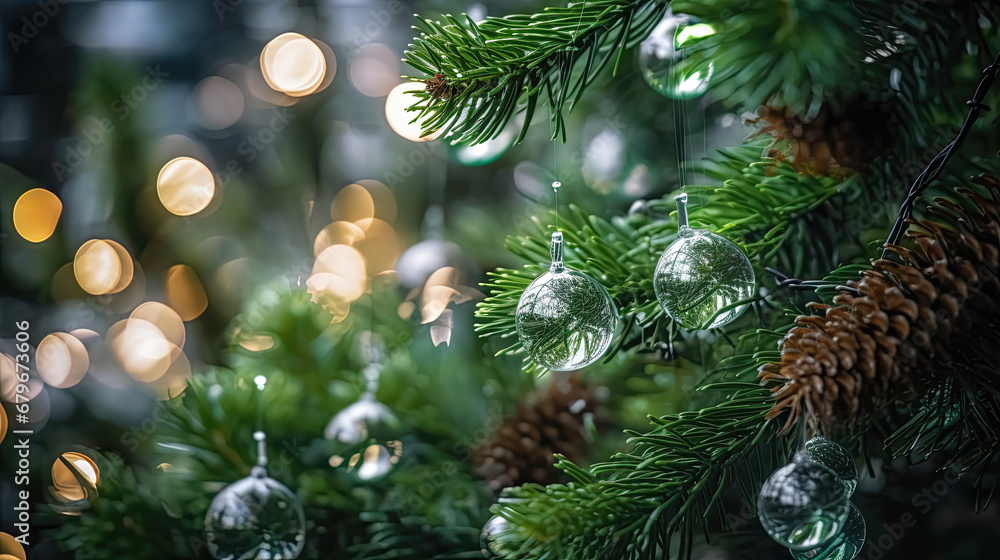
[653,193,755,329]
[803,437,858,496]
[204,431,306,560]
[758,453,851,551]
[791,502,866,560]
[638,11,716,99]
[515,231,618,371]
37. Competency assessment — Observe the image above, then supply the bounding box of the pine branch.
[404,0,669,145]
[489,343,795,559]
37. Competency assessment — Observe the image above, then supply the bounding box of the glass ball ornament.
[204,432,306,560]
[325,393,403,481]
[803,437,858,496]
[791,502,866,560]
[653,194,755,329]
[638,10,716,99]
[758,453,851,551]
[515,231,618,370]
[480,515,514,559]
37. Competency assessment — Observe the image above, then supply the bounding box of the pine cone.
[749,95,895,176]
[759,174,1000,434]
[475,375,604,492]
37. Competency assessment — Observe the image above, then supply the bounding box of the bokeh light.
[73,240,122,295]
[131,302,186,349]
[0,405,7,445]
[156,157,216,216]
[103,240,135,294]
[0,532,26,560]
[313,221,366,257]
[238,334,275,352]
[349,43,400,97]
[50,451,100,504]
[36,332,90,389]
[106,317,181,383]
[356,179,397,223]
[385,83,442,142]
[166,264,209,321]
[13,188,62,243]
[260,32,327,97]
[311,245,367,302]
[330,184,376,226]
[194,76,245,130]
[148,351,192,400]
[0,353,43,403]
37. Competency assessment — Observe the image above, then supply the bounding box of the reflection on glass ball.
[480,515,512,559]
[204,467,306,560]
[653,227,754,329]
[324,393,400,444]
[515,268,618,371]
[791,502,866,560]
[758,454,851,551]
[804,437,858,496]
[638,11,716,99]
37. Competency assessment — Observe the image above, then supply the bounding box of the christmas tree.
[2,1,1000,559]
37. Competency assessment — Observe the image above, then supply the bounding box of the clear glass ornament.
[481,515,513,559]
[205,431,306,560]
[325,334,403,481]
[515,231,619,370]
[758,453,851,551]
[791,502,866,560]
[638,10,716,99]
[653,194,755,329]
[803,437,858,496]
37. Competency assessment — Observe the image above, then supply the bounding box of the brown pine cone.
[749,95,895,176]
[759,174,1000,434]
[475,375,605,492]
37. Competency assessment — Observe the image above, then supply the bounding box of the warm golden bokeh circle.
[385,83,443,142]
[73,240,122,295]
[13,188,62,243]
[261,32,327,96]
[36,332,90,389]
[156,157,216,216]
[166,265,209,321]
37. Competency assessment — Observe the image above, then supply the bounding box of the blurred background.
[1,1,997,559]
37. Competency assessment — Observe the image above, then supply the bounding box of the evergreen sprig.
[404,0,669,144]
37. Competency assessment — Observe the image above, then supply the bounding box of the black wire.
[881,49,1000,259]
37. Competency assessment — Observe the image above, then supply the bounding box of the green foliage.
[488,343,795,559]
[404,0,668,144]
[671,0,865,116]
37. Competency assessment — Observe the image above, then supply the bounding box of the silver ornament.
[480,515,511,559]
[803,437,858,496]
[653,194,755,329]
[791,502,866,560]
[205,432,306,560]
[515,232,618,370]
[758,453,851,551]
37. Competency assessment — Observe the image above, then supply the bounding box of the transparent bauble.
[325,391,403,481]
[791,502,866,560]
[758,453,851,551]
[480,515,513,559]
[638,10,716,99]
[804,437,858,496]
[653,195,754,329]
[204,466,306,560]
[515,232,618,371]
